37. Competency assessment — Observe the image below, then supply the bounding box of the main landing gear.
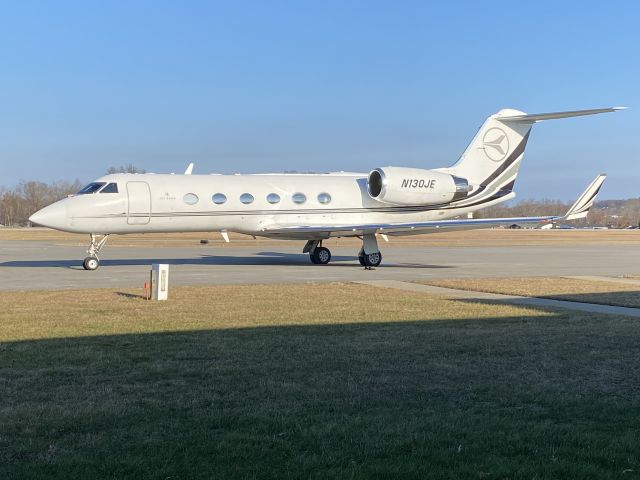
[303,234,383,268]
[304,240,332,265]
[358,249,382,268]
[83,233,109,270]
[358,233,382,269]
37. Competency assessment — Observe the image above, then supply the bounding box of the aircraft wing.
[262,174,606,237]
[262,215,560,236]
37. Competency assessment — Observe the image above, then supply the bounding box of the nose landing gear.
[83,234,110,270]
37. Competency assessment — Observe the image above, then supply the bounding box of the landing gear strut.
[304,240,332,265]
[83,234,109,270]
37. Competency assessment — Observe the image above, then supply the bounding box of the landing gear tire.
[358,254,366,266]
[310,247,331,265]
[83,256,100,271]
[363,251,382,267]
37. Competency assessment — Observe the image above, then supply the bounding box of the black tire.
[312,247,331,265]
[309,252,319,264]
[83,256,100,271]
[363,251,382,267]
[358,255,366,266]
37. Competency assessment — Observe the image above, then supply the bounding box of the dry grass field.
[1,283,640,478]
[424,277,640,309]
[1,227,639,248]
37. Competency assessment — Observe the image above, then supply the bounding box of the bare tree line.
[479,198,640,228]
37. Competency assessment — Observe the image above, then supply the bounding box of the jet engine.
[367,167,472,205]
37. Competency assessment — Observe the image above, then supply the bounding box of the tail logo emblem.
[482,127,509,162]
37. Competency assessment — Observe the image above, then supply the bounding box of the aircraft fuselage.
[32,172,498,239]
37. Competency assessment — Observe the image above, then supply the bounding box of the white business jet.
[29,107,620,270]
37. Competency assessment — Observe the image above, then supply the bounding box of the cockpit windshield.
[100,183,119,193]
[77,182,106,194]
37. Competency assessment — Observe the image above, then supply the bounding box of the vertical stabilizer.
[445,107,622,208]
[449,109,533,194]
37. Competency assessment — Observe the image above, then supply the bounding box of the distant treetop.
[106,164,146,174]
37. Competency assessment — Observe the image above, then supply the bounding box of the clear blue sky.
[0,0,638,200]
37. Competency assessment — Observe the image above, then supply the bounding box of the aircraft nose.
[29,201,69,230]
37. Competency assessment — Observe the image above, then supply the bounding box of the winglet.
[184,163,194,175]
[564,174,607,221]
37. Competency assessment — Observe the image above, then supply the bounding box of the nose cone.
[29,201,69,230]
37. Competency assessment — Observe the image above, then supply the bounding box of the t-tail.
[444,107,624,209]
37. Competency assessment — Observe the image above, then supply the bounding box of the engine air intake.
[368,170,384,197]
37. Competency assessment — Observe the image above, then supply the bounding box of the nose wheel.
[83,256,100,270]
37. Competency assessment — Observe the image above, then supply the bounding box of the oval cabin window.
[317,192,331,204]
[266,193,281,204]
[240,193,254,204]
[292,193,306,204]
[212,193,227,205]
[183,193,199,205]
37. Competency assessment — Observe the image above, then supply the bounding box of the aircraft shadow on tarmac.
[0,251,452,269]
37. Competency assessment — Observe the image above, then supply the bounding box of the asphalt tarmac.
[0,239,638,291]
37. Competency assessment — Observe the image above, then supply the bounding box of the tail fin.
[446,107,622,207]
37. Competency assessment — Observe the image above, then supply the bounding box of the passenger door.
[127,181,151,225]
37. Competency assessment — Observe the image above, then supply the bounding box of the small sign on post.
[151,264,169,301]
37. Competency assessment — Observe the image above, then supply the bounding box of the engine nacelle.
[367,167,471,205]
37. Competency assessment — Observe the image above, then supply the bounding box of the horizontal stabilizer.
[497,107,625,123]
[563,174,607,220]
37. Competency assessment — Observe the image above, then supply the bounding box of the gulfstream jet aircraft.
[29,107,620,270]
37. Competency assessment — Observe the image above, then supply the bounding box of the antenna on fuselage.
[184,163,194,175]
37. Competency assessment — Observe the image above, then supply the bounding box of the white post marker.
[151,263,170,300]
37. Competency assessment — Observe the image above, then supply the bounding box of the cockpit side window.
[100,183,119,194]
[77,182,106,194]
